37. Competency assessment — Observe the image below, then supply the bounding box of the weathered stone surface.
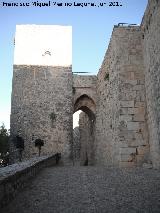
[119,162,136,168]
[2,166,160,213]
[120,154,135,162]
[119,115,132,122]
[11,26,73,163]
[79,112,95,166]
[10,0,160,169]
[11,65,73,162]
[120,101,135,108]
[0,155,59,209]
[120,147,137,155]
[133,114,145,122]
[72,127,80,162]
[73,75,97,109]
[94,24,150,168]
[142,0,160,168]
[127,122,140,131]
[143,163,153,169]
[137,146,149,156]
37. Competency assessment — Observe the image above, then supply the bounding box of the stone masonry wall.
[96,26,150,167]
[73,75,97,106]
[11,65,72,162]
[10,25,73,163]
[79,112,95,165]
[0,154,60,209]
[11,4,160,168]
[73,127,80,162]
[141,0,160,168]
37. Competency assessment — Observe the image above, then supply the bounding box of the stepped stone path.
[2,166,160,213]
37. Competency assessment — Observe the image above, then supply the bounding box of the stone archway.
[74,94,96,117]
[73,94,96,166]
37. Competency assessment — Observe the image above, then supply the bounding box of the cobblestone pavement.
[2,166,160,213]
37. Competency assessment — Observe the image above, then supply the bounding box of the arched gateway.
[11,6,160,169]
[73,94,96,165]
[10,25,97,164]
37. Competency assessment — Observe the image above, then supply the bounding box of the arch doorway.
[73,95,96,166]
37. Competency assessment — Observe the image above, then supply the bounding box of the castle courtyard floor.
[2,166,160,213]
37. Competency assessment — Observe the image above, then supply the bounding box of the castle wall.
[73,127,80,162]
[10,25,73,162]
[73,75,97,106]
[95,26,149,167]
[141,0,160,168]
[79,112,95,165]
[10,0,160,168]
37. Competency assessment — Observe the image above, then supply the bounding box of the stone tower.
[10,0,160,169]
[10,25,73,162]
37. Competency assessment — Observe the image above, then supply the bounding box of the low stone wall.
[0,154,60,209]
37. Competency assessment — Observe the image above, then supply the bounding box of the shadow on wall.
[72,94,96,166]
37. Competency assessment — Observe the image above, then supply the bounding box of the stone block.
[120,147,137,155]
[134,71,144,80]
[118,130,135,139]
[135,102,145,107]
[119,91,137,101]
[119,108,128,115]
[128,106,145,115]
[125,80,138,85]
[121,154,135,162]
[120,101,134,108]
[118,121,127,131]
[127,122,140,130]
[133,85,144,91]
[130,72,135,80]
[120,72,135,80]
[137,146,149,155]
[119,162,136,168]
[118,143,129,148]
[136,155,145,166]
[119,115,132,122]
[133,114,145,121]
[128,108,139,115]
[143,163,153,169]
[128,138,147,147]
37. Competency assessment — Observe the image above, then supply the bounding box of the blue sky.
[0,0,148,129]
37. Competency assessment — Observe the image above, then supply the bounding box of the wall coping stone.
[0,154,60,209]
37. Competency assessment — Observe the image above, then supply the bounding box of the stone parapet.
[0,154,60,209]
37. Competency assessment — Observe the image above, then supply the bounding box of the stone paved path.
[2,166,160,213]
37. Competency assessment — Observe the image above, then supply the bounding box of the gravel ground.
[1,166,160,213]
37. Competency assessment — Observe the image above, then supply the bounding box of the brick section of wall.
[10,65,73,162]
[141,0,160,168]
[96,26,150,167]
[0,155,60,209]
